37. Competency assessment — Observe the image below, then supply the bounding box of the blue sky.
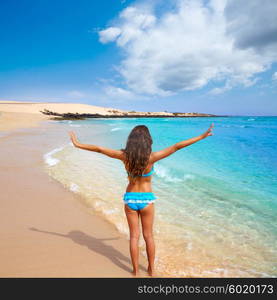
[0,0,276,115]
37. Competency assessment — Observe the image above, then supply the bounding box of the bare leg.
[124,205,140,276]
[140,203,155,276]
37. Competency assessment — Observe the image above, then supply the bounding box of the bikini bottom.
[123,192,157,211]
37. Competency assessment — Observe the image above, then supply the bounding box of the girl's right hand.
[68,131,78,146]
[202,123,214,139]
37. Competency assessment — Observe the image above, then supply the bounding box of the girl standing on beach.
[69,123,214,276]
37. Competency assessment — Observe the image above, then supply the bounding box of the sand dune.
[0,100,128,115]
[0,101,126,131]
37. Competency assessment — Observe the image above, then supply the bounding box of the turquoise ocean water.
[44,117,277,277]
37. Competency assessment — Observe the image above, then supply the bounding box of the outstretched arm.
[150,123,214,163]
[68,131,124,160]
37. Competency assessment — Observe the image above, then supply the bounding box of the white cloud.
[103,85,136,100]
[272,72,277,81]
[209,82,232,95]
[99,0,277,96]
[67,90,86,99]
[99,27,122,43]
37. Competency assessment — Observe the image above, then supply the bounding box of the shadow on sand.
[29,227,147,274]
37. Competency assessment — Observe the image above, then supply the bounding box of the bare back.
[122,152,154,193]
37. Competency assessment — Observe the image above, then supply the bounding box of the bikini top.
[127,166,155,178]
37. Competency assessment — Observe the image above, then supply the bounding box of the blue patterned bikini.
[123,166,157,211]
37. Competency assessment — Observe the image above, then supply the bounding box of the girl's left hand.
[68,131,78,146]
[202,123,214,139]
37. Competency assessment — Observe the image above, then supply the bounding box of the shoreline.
[0,113,149,277]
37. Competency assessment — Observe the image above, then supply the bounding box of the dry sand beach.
[0,101,149,277]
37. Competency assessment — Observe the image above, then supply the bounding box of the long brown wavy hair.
[122,125,153,180]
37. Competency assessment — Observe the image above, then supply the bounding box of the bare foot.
[131,270,140,277]
[147,266,156,277]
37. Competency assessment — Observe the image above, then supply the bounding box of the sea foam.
[43,146,64,166]
[111,127,122,131]
[70,183,79,193]
[155,165,183,182]
[69,124,81,127]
